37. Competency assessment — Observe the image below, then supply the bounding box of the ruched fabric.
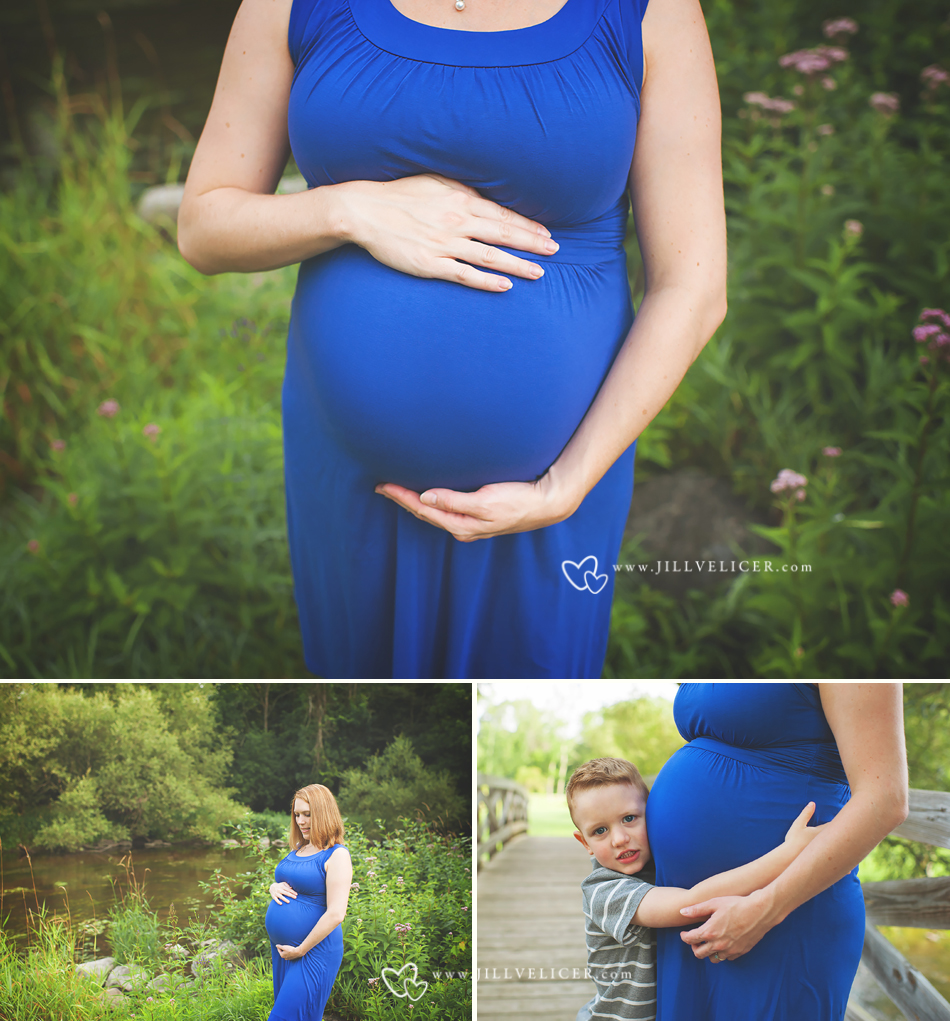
[646,684,865,1021]
[283,0,649,678]
[264,845,345,1021]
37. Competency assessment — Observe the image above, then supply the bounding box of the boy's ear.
[573,830,592,853]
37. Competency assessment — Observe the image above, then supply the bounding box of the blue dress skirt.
[282,0,649,678]
[646,684,865,1020]
[264,845,345,1021]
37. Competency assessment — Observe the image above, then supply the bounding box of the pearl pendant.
[455,0,465,9]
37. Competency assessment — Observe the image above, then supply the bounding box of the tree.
[336,735,467,837]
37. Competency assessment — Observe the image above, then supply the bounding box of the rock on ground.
[623,467,779,597]
[76,957,115,984]
[105,963,150,992]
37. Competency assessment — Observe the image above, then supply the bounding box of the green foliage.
[575,697,685,779]
[337,737,467,838]
[607,3,950,678]
[0,684,244,849]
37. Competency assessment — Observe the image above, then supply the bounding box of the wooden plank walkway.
[477,835,595,1021]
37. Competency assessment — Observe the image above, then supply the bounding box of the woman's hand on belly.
[375,470,577,541]
[337,173,559,293]
[678,888,781,962]
[275,943,307,961]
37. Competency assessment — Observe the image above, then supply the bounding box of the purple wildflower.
[97,399,120,417]
[823,17,858,39]
[890,589,909,608]
[844,219,863,237]
[51,439,65,451]
[771,469,808,494]
[921,65,949,91]
[143,423,162,441]
[920,308,950,328]
[823,447,842,457]
[869,92,900,115]
[914,324,941,342]
[27,539,40,554]
[821,76,838,91]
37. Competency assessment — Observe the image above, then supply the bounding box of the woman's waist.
[683,736,850,786]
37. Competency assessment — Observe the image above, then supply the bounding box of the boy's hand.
[783,802,825,854]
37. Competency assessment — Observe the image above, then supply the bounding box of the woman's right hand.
[269,882,297,904]
[335,173,560,293]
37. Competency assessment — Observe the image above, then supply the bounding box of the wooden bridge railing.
[477,773,528,865]
[846,787,950,1021]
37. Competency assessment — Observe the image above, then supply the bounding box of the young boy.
[567,757,822,1021]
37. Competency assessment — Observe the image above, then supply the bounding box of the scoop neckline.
[348,0,608,67]
[292,843,336,858]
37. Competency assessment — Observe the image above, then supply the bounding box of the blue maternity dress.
[264,845,345,1021]
[282,0,648,678]
[646,683,865,1021]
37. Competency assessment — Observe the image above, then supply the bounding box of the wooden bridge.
[477,774,950,1021]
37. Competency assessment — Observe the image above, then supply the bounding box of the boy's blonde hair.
[565,757,650,823]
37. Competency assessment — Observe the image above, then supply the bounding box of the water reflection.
[0,845,273,956]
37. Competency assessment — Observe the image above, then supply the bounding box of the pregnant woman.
[645,683,908,1021]
[177,0,727,678]
[265,784,352,1021]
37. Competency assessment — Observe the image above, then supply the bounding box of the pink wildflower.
[844,219,863,237]
[821,184,835,196]
[97,399,120,417]
[822,76,838,91]
[795,488,807,502]
[890,589,909,608]
[823,447,842,457]
[914,323,941,342]
[817,123,835,135]
[368,978,379,987]
[462,906,468,911]
[143,423,162,441]
[771,469,808,494]
[869,92,899,115]
[921,65,949,91]
[27,539,40,554]
[823,17,858,39]
[920,355,930,364]
[67,492,78,507]
[51,439,65,451]
[920,308,950,328]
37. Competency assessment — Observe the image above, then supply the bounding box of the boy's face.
[572,783,651,876]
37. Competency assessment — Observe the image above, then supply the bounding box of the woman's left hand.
[374,471,576,541]
[275,943,306,961]
[678,889,780,962]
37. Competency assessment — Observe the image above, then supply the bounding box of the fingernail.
[537,226,552,238]
[544,240,559,253]
[531,264,544,278]
[500,279,513,290]
[421,492,436,505]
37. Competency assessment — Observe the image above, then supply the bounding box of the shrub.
[337,737,468,838]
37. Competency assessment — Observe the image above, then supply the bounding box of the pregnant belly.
[285,243,632,493]
[646,744,849,888]
[265,896,326,947]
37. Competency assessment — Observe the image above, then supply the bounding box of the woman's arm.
[375,0,728,537]
[177,0,555,283]
[634,803,821,928]
[275,848,353,960]
[678,683,908,961]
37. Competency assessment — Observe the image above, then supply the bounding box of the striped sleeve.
[583,870,653,946]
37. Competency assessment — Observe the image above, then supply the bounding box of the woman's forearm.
[298,910,345,954]
[177,182,354,275]
[755,791,907,927]
[548,281,726,511]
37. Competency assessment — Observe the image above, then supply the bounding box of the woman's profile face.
[294,798,312,842]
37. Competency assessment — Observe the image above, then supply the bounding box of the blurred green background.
[0,0,948,677]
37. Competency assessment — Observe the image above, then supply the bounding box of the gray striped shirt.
[576,860,657,1021]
